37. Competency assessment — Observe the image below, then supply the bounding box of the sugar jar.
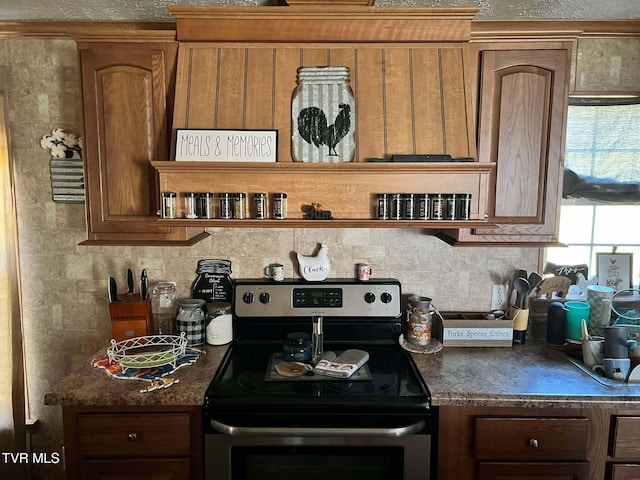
[176,298,206,346]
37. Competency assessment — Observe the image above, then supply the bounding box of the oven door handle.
[210,419,426,437]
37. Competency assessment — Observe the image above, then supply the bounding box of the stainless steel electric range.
[204,278,437,480]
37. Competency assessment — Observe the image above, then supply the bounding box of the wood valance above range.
[170,6,480,162]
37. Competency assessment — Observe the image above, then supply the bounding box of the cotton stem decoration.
[40,128,83,158]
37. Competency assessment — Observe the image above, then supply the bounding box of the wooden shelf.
[154,218,498,229]
[152,161,495,227]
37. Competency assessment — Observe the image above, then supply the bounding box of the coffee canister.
[405,296,433,345]
[176,298,206,346]
[546,301,566,345]
[206,302,233,345]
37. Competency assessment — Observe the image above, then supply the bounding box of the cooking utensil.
[140,269,148,301]
[527,272,543,294]
[513,277,530,309]
[108,277,121,303]
[517,269,527,280]
[127,268,134,295]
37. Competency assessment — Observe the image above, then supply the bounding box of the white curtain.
[0,67,26,479]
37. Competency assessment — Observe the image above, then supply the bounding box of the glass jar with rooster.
[291,66,356,163]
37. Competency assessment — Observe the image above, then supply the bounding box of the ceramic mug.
[581,336,605,369]
[357,263,374,281]
[565,301,590,342]
[265,263,285,282]
[586,285,614,336]
[593,358,631,382]
[603,325,639,359]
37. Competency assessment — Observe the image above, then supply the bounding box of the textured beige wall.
[1,38,538,479]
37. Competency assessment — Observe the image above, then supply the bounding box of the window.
[546,97,640,290]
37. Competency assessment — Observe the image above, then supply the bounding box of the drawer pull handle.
[128,433,138,441]
[528,438,539,448]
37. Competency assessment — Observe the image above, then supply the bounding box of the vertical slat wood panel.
[441,46,470,158]
[274,48,301,162]
[216,48,246,129]
[355,48,385,161]
[185,47,218,129]
[412,47,445,154]
[328,48,357,161]
[301,48,330,66]
[245,48,275,129]
[384,48,414,155]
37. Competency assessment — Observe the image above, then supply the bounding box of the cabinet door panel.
[612,464,640,480]
[80,458,190,480]
[613,417,640,459]
[438,47,570,246]
[79,42,203,244]
[478,462,589,480]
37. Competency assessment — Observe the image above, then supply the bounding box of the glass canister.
[151,282,178,334]
[291,66,356,163]
[205,302,233,345]
[234,193,246,219]
[282,332,312,363]
[253,193,267,219]
[219,193,233,219]
[175,298,206,346]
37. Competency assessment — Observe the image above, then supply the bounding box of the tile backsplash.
[1,38,539,479]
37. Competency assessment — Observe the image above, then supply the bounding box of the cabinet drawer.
[613,417,640,459]
[77,413,191,457]
[611,464,640,480]
[474,417,588,461]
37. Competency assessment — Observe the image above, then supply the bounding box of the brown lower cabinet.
[62,406,202,480]
[437,407,640,480]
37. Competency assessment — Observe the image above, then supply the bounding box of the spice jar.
[416,194,430,220]
[376,193,389,220]
[253,193,267,219]
[184,192,198,219]
[431,194,444,220]
[403,193,416,220]
[161,192,177,219]
[234,193,246,219]
[390,194,403,220]
[273,193,287,220]
[219,193,233,219]
[151,282,178,334]
[282,332,312,363]
[176,298,206,346]
[205,302,233,345]
[198,192,214,219]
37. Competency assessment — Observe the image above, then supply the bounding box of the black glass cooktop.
[204,342,430,415]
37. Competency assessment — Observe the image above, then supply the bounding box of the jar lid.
[254,192,267,197]
[274,193,288,198]
[152,282,176,293]
[206,301,232,313]
[162,192,177,197]
[286,331,309,344]
[178,298,206,308]
[200,192,214,197]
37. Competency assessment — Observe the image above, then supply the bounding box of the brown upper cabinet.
[438,41,571,246]
[77,39,207,245]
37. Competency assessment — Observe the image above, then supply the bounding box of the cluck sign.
[292,66,356,163]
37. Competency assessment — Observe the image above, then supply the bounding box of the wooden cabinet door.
[439,47,570,246]
[80,458,191,480]
[612,464,640,480]
[478,462,589,480]
[78,42,205,245]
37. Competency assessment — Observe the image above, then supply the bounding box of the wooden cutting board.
[537,276,572,298]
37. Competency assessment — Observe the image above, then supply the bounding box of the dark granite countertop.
[45,340,640,409]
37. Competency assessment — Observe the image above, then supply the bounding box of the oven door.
[205,419,433,480]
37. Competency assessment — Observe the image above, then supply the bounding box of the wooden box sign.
[441,314,513,347]
[174,129,277,162]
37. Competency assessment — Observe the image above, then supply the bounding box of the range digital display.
[293,288,342,308]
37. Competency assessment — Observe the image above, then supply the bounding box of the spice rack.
[151,161,497,228]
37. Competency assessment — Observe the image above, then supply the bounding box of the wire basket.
[107,333,188,370]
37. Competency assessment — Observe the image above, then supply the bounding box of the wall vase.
[291,66,356,163]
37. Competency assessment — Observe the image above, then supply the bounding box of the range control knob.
[364,292,376,304]
[259,292,271,304]
[242,292,254,304]
[380,292,393,304]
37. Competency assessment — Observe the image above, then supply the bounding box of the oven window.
[233,446,404,480]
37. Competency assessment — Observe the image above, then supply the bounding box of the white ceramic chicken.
[296,243,330,282]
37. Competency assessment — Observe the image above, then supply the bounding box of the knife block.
[109,294,152,342]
